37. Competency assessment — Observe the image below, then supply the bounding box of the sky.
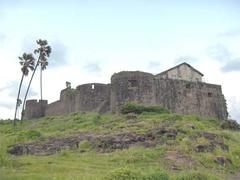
[0,0,240,121]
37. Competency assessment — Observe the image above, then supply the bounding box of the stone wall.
[24,70,228,120]
[24,100,48,119]
[45,88,76,116]
[38,83,110,117]
[45,100,65,116]
[75,83,110,113]
[111,71,156,112]
[154,79,227,120]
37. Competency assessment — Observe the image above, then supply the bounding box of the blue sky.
[0,0,240,121]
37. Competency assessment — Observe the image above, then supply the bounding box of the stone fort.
[24,62,228,120]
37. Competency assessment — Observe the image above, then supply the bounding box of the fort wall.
[154,79,227,119]
[110,71,156,112]
[24,70,228,120]
[75,83,110,113]
[24,100,48,119]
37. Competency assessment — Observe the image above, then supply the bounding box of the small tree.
[21,39,51,121]
[13,53,35,127]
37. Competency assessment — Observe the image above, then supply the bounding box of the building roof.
[156,62,204,76]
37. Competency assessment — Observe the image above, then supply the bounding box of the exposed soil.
[164,151,197,170]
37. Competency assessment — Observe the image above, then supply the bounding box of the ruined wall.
[45,88,76,116]
[24,100,48,119]
[45,83,110,117]
[45,100,65,116]
[25,70,228,120]
[75,83,110,112]
[111,71,156,112]
[154,79,227,120]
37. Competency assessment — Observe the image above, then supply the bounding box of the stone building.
[24,62,228,120]
[156,62,203,82]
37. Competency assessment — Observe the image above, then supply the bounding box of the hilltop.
[0,104,240,180]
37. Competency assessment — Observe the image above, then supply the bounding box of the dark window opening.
[128,80,138,88]
[186,84,191,89]
[208,92,212,97]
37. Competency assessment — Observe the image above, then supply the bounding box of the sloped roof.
[156,62,204,76]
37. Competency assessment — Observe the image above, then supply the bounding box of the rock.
[170,164,181,170]
[7,128,176,156]
[195,144,215,152]
[166,132,177,139]
[213,156,232,165]
[218,142,229,152]
[7,144,24,156]
[201,132,217,140]
[195,144,205,152]
[220,120,240,130]
[187,123,195,129]
[125,113,137,120]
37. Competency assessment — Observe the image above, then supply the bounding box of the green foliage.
[142,171,169,180]
[176,171,219,180]
[19,130,41,140]
[106,167,139,180]
[0,111,240,179]
[79,140,91,150]
[121,103,170,114]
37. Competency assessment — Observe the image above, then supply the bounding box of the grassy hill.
[0,104,240,180]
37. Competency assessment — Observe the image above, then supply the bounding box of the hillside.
[0,104,240,180]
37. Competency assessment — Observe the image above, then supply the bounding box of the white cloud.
[219,29,240,37]
[221,59,240,72]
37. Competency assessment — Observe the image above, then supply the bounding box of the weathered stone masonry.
[24,63,228,120]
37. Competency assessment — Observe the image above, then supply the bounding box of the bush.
[19,130,41,140]
[121,103,170,115]
[79,140,91,149]
[220,120,240,130]
[176,172,219,180]
[106,167,139,180]
[142,171,169,180]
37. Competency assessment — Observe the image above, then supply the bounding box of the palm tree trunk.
[21,57,40,121]
[40,67,43,116]
[13,73,24,127]
[40,67,42,101]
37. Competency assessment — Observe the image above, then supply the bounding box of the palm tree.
[21,39,51,121]
[14,53,35,127]
[37,40,51,115]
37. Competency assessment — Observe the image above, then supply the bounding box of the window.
[128,80,138,88]
[208,92,212,97]
[186,83,191,89]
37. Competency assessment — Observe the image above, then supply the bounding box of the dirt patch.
[164,151,197,170]
[8,128,177,155]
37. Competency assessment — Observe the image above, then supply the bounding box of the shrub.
[79,140,91,149]
[220,120,240,130]
[19,130,41,140]
[176,172,219,180]
[121,103,170,115]
[142,171,169,180]
[92,114,101,125]
[106,167,139,180]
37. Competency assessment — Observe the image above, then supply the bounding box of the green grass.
[0,109,240,179]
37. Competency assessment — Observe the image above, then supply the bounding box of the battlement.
[24,63,228,120]
[24,99,48,119]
